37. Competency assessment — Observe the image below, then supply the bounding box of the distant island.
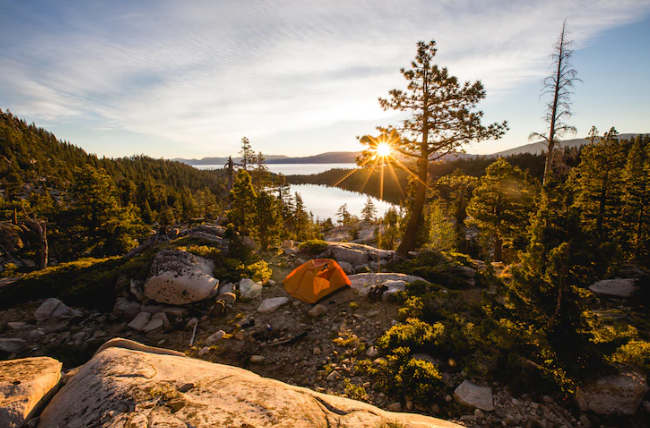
[174,133,644,166]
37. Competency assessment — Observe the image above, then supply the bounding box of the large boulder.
[38,340,460,428]
[0,338,28,355]
[576,367,648,415]
[329,244,370,266]
[453,380,494,411]
[34,298,72,322]
[589,278,638,298]
[144,249,219,305]
[348,273,428,296]
[0,356,62,428]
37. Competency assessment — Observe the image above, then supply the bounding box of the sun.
[375,142,392,158]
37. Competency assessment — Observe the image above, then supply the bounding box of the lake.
[195,163,395,220]
[290,184,395,222]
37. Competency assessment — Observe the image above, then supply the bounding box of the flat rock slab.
[34,298,72,322]
[0,356,62,428]
[589,278,638,298]
[576,367,648,415]
[454,380,494,411]
[38,343,461,428]
[257,297,289,313]
[348,273,428,296]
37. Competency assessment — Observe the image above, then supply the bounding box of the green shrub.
[395,358,443,405]
[610,340,650,373]
[1,263,18,278]
[386,250,472,289]
[298,239,329,255]
[343,378,367,400]
[377,318,444,352]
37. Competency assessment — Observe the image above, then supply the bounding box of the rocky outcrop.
[34,298,74,322]
[576,367,648,415]
[454,380,494,412]
[38,340,460,428]
[348,273,428,295]
[325,243,396,268]
[144,249,219,305]
[0,356,62,428]
[589,278,638,298]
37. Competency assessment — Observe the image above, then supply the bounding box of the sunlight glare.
[375,142,392,158]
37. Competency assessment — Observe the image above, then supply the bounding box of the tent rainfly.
[283,259,351,304]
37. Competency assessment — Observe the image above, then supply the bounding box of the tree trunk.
[493,235,503,262]
[396,157,428,256]
[40,221,48,270]
[12,208,18,225]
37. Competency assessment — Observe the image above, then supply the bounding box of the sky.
[1,0,649,159]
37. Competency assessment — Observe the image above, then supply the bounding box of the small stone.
[28,330,45,340]
[512,398,520,406]
[542,395,553,404]
[308,304,328,317]
[388,402,402,412]
[250,355,265,363]
[234,330,245,341]
[157,340,166,346]
[474,408,485,419]
[445,395,452,402]
[326,370,340,381]
[142,318,164,333]
[7,322,26,330]
[151,312,171,329]
[406,400,414,411]
[579,415,592,428]
[185,317,198,329]
[198,347,210,356]
[257,297,289,314]
[127,312,152,331]
[365,346,379,358]
[204,330,226,346]
[460,415,477,423]
[313,347,321,356]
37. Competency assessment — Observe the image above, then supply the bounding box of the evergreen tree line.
[0,109,228,263]
[225,138,322,249]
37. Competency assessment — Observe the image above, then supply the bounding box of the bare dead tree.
[530,20,581,185]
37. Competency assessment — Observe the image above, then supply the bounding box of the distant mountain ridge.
[174,151,361,165]
[174,133,647,166]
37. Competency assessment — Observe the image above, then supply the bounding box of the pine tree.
[337,203,351,226]
[367,40,507,256]
[621,138,650,258]
[227,170,257,236]
[361,197,377,223]
[571,127,626,243]
[274,173,294,222]
[293,192,310,240]
[251,151,270,191]
[239,137,256,171]
[255,191,282,249]
[466,158,534,261]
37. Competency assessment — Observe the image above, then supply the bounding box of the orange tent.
[283,259,351,303]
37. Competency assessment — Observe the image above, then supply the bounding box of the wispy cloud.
[1,0,649,157]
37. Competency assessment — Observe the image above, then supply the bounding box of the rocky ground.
[1,225,649,427]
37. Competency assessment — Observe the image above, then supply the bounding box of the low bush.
[298,239,329,255]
